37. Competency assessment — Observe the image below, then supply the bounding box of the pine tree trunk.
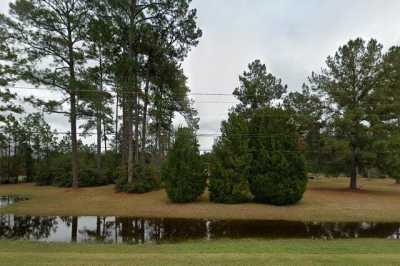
[71,217,78,242]
[167,113,173,151]
[7,136,11,181]
[156,113,161,160]
[121,92,128,166]
[70,93,80,188]
[126,89,134,183]
[68,21,79,189]
[141,80,149,159]
[103,119,108,153]
[96,109,102,176]
[350,144,357,190]
[157,87,163,160]
[127,0,137,183]
[134,81,140,164]
[115,94,119,153]
[96,46,104,177]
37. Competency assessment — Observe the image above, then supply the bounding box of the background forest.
[1,0,400,199]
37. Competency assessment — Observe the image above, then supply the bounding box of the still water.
[0,214,399,244]
[1,195,399,244]
[0,195,28,208]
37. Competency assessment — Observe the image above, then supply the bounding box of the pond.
[0,214,399,244]
[0,196,28,208]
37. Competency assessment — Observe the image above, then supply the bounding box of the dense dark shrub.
[35,154,70,186]
[54,167,109,188]
[79,167,109,187]
[247,107,308,205]
[35,151,113,187]
[209,112,252,203]
[209,175,252,204]
[115,175,126,192]
[34,163,57,186]
[123,178,159,193]
[161,127,206,203]
[0,176,18,184]
[373,133,400,183]
[115,163,160,193]
[102,151,121,182]
[0,156,25,184]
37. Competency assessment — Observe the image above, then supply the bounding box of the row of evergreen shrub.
[26,107,307,207]
[34,151,116,187]
[161,107,308,206]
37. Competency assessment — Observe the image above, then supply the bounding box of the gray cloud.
[2,0,400,149]
[184,0,400,149]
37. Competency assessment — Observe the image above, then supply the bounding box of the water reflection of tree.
[161,218,207,242]
[305,222,400,239]
[209,220,309,239]
[0,214,58,240]
[1,215,399,243]
[114,218,207,244]
[391,228,400,239]
[116,218,146,244]
[58,216,77,242]
[79,217,115,243]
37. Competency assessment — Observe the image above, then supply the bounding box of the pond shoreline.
[1,214,399,244]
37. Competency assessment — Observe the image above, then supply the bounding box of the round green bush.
[123,178,159,193]
[161,127,206,203]
[209,174,252,204]
[247,107,308,206]
[115,163,160,193]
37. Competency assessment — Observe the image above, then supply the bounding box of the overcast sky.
[2,0,400,150]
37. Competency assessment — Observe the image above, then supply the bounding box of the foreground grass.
[0,239,400,266]
[0,178,400,221]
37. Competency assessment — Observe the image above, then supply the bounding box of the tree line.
[1,1,400,205]
[0,0,201,190]
[209,38,400,196]
[162,39,400,205]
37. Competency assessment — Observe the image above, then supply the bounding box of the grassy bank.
[0,178,400,222]
[0,239,399,266]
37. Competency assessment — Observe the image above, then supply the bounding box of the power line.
[4,86,236,96]
[0,130,307,137]
[5,86,400,105]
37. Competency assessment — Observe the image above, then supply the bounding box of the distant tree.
[22,113,57,160]
[233,59,287,113]
[4,0,92,188]
[91,0,202,184]
[0,13,22,122]
[161,127,206,203]
[0,22,23,181]
[374,132,400,184]
[0,115,23,181]
[372,46,400,183]
[209,111,252,203]
[310,38,383,190]
[79,68,114,179]
[376,46,400,126]
[80,13,115,178]
[317,130,351,176]
[0,90,22,123]
[248,107,307,206]
[284,85,324,173]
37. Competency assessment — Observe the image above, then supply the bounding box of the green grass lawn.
[1,179,400,265]
[0,239,399,266]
